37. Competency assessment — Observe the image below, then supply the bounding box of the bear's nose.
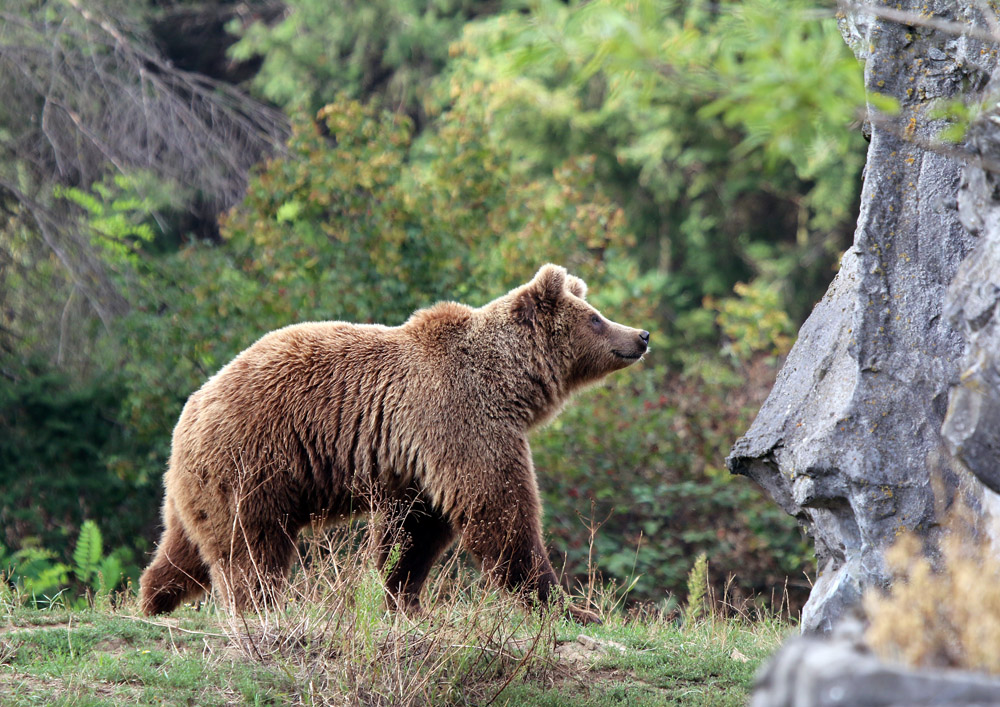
[639,330,650,347]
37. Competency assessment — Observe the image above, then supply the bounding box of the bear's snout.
[630,329,649,357]
[607,325,649,363]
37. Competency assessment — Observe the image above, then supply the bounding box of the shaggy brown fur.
[139,264,649,623]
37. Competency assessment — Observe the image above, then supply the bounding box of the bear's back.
[167,318,480,511]
[178,321,414,445]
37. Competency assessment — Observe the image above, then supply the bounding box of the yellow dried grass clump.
[215,513,575,707]
[865,525,1000,674]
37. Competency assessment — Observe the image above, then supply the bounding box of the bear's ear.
[529,263,567,303]
[566,274,587,300]
[513,264,567,326]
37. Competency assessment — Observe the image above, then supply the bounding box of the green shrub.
[229,0,516,119]
[1,519,137,607]
[438,0,865,325]
[0,363,158,556]
[534,358,811,606]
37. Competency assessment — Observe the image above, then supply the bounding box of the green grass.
[0,528,792,706]
[0,601,787,706]
[498,613,784,707]
[0,605,293,706]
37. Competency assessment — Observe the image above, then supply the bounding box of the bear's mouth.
[612,350,644,361]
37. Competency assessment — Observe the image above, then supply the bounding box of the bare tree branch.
[0,177,127,327]
[0,0,289,346]
[0,4,287,206]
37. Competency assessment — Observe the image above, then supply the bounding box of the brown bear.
[138,264,649,623]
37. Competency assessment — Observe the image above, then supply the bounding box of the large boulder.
[752,617,1000,707]
[942,111,1000,503]
[727,0,998,632]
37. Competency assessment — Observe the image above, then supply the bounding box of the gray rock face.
[943,116,1000,496]
[727,0,997,632]
[752,619,1000,707]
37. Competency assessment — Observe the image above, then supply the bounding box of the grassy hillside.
[0,605,785,706]
[0,531,790,706]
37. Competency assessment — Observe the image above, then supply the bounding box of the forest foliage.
[0,0,869,608]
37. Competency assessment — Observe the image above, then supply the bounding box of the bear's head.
[511,264,649,392]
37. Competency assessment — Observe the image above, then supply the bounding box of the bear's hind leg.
[205,522,299,614]
[379,504,455,614]
[139,502,211,616]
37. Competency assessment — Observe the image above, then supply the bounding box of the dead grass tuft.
[865,506,1000,674]
[216,517,567,707]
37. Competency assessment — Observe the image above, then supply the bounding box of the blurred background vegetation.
[0,0,867,610]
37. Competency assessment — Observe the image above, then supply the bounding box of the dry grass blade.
[212,512,562,707]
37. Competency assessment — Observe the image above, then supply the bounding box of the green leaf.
[683,552,709,625]
[72,520,103,584]
[868,91,900,115]
[276,200,304,222]
[97,554,123,594]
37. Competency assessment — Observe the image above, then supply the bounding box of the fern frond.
[72,520,103,584]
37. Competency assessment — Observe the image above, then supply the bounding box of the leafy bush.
[1,520,137,607]
[712,280,795,360]
[0,364,159,555]
[229,0,514,121]
[534,357,811,607]
[437,0,865,325]
[53,175,157,266]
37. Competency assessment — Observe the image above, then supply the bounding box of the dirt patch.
[555,634,628,664]
[0,667,63,694]
[551,635,675,698]
[1,618,73,632]
[94,637,129,653]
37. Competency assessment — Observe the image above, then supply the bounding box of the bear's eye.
[590,313,603,330]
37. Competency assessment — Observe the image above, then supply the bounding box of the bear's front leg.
[445,446,601,625]
[460,503,600,624]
